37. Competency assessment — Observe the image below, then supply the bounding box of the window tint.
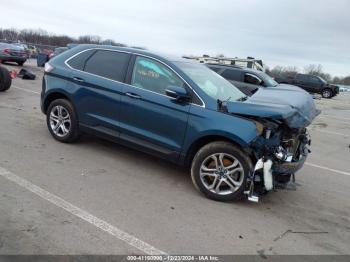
[221,69,242,81]
[244,73,262,85]
[296,74,309,82]
[84,50,131,82]
[67,49,96,70]
[309,76,320,84]
[131,57,184,95]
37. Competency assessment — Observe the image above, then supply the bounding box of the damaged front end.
[223,86,320,202]
[245,119,312,202]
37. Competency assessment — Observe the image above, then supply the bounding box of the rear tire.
[322,88,332,98]
[191,141,252,202]
[46,99,80,143]
[0,66,12,92]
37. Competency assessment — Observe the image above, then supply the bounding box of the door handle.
[73,77,85,83]
[125,92,141,99]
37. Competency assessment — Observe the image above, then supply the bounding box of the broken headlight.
[253,121,264,135]
[275,146,288,161]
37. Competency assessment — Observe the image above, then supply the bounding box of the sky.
[2,0,349,76]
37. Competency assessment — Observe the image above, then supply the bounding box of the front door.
[120,56,191,161]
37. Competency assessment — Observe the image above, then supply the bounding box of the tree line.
[0,28,142,49]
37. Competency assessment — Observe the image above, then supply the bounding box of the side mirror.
[165,86,191,102]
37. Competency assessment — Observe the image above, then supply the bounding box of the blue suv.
[41,45,319,202]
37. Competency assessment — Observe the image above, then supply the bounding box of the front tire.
[0,66,12,92]
[17,61,25,66]
[46,99,80,143]
[322,88,333,98]
[191,141,252,201]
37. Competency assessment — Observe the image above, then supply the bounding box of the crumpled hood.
[226,85,321,128]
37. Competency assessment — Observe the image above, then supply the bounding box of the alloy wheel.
[199,153,244,195]
[49,105,71,137]
[322,90,331,98]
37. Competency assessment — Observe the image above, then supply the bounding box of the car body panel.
[226,85,320,128]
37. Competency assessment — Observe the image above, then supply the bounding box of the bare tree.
[268,65,298,78]
[0,28,127,49]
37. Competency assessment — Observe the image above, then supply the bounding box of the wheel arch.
[43,91,73,114]
[183,134,253,168]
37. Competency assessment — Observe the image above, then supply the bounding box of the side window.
[67,49,96,70]
[84,50,131,82]
[131,56,184,95]
[221,69,242,81]
[309,76,320,84]
[296,74,308,82]
[244,73,262,85]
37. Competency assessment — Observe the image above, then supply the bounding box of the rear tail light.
[2,49,10,54]
[44,62,54,73]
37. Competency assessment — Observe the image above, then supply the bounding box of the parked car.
[339,85,350,92]
[0,65,12,92]
[274,73,339,98]
[41,45,319,202]
[0,42,27,66]
[207,64,284,95]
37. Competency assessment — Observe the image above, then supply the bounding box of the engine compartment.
[245,119,311,202]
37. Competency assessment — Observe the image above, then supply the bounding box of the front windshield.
[174,61,245,101]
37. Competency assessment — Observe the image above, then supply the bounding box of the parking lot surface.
[0,60,349,255]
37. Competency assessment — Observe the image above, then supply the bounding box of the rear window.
[84,50,131,82]
[221,69,242,81]
[67,49,96,70]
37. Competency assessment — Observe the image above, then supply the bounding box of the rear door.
[120,56,191,161]
[295,74,312,92]
[67,49,131,134]
[308,76,323,93]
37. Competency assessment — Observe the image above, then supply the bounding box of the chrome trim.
[64,48,206,108]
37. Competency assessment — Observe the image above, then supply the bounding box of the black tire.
[321,88,333,99]
[0,66,12,92]
[46,99,80,143]
[191,141,252,202]
[17,61,25,66]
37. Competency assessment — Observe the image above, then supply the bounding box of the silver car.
[0,42,27,66]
